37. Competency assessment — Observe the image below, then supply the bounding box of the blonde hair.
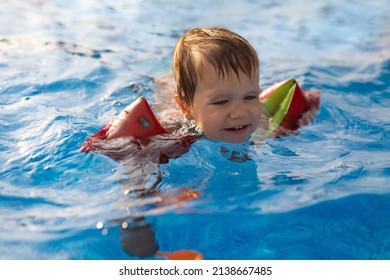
[173,27,259,106]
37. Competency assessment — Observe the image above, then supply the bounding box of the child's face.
[179,63,261,143]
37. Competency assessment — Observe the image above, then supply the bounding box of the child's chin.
[208,135,250,144]
[222,131,253,144]
[225,138,250,144]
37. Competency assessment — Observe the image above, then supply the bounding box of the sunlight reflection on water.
[0,0,389,259]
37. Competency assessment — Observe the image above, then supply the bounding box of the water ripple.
[1,0,389,259]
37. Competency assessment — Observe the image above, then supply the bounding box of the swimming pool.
[1,0,389,259]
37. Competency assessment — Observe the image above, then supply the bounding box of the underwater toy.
[80,79,319,151]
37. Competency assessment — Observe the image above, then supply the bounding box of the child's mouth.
[225,124,249,133]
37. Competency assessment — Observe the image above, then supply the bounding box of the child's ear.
[175,95,194,120]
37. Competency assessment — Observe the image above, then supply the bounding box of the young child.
[80,27,319,259]
[82,26,319,153]
[172,27,262,144]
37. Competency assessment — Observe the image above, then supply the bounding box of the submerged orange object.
[156,250,203,260]
[156,188,201,204]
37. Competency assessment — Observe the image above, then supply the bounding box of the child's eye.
[245,95,258,101]
[212,100,228,105]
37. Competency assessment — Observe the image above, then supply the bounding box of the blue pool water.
[1,0,390,259]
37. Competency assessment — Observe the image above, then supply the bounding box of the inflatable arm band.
[80,97,167,152]
[81,79,316,152]
[259,78,311,132]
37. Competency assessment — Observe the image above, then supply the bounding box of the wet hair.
[173,27,259,106]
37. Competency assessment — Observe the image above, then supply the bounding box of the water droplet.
[43,165,52,170]
[121,222,128,229]
[111,100,121,107]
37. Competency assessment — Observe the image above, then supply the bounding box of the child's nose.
[229,103,248,119]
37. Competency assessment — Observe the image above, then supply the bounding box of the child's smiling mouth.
[224,124,250,133]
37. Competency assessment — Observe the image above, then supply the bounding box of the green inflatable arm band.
[259,79,309,132]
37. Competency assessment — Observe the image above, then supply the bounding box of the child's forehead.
[195,64,259,92]
[195,57,258,83]
[192,50,258,79]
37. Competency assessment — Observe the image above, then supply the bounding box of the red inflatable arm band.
[80,97,167,152]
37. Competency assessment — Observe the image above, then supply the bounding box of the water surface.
[0,0,389,259]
